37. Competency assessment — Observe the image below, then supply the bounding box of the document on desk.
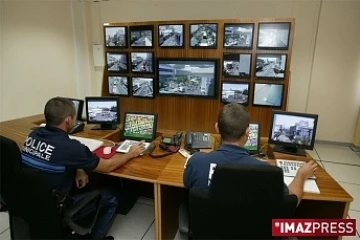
[69,136,103,152]
[283,176,320,194]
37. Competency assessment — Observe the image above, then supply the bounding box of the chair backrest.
[189,163,297,239]
[0,135,68,239]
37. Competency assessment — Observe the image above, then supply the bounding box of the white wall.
[0,1,80,121]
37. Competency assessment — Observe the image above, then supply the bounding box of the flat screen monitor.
[269,110,319,156]
[108,76,129,96]
[157,58,218,98]
[221,82,249,105]
[85,96,120,130]
[253,83,284,108]
[224,23,254,49]
[223,53,251,78]
[189,24,217,48]
[244,122,260,154]
[104,26,127,47]
[257,22,291,49]
[63,97,84,121]
[159,24,184,47]
[131,77,154,98]
[255,54,287,79]
[122,112,158,142]
[130,25,154,47]
[131,52,154,73]
[106,52,128,73]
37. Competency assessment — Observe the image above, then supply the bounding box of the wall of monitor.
[101,18,294,136]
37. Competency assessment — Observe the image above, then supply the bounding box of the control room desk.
[0,114,353,240]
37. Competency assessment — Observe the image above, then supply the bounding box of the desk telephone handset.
[148,132,182,158]
[184,132,212,153]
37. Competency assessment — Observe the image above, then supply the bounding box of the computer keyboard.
[69,136,103,152]
[118,140,139,151]
[276,159,316,179]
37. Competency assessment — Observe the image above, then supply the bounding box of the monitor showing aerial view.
[223,53,251,77]
[131,52,153,73]
[132,77,154,98]
[190,24,217,47]
[108,76,129,96]
[87,100,118,123]
[130,25,153,47]
[123,113,156,140]
[256,54,287,79]
[221,82,249,105]
[159,24,184,47]
[106,52,128,72]
[224,23,253,48]
[105,26,127,47]
[158,59,218,97]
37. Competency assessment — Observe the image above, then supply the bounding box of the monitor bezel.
[158,24,185,48]
[255,53,287,80]
[223,23,254,49]
[252,83,284,108]
[104,26,128,48]
[156,58,219,99]
[63,97,84,121]
[222,53,252,79]
[129,25,154,48]
[257,22,291,50]
[268,110,319,151]
[245,121,261,154]
[85,96,120,125]
[189,23,218,49]
[131,77,155,99]
[107,76,130,97]
[130,51,155,74]
[121,111,158,142]
[106,52,129,73]
[220,81,250,106]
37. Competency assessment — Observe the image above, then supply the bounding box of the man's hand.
[297,160,318,179]
[75,169,89,189]
[128,142,146,158]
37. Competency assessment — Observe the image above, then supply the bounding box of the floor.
[1,142,359,240]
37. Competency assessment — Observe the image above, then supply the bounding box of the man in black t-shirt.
[21,97,145,240]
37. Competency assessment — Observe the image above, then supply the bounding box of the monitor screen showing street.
[105,26,127,47]
[256,54,287,79]
[221,82,249,105]
[123,113,156,140]
[130,25,153,47]
[190,24,217,47]
[258,22,290,49]
[108,76,129,96]
[159,25,184,47]
[223,53,251,77]
[132,77,154,98]
[253,83,283,107]
[131,52,153,73]
[87,100,118,123]
[224,23,253,48]
[270,114,316,147]
[106,52,128,72]
[158,59,217,97]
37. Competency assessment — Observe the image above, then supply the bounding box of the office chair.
[0,135,102,239]
[179,164,298,240]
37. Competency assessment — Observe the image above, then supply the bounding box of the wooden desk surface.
[0,115,353,203]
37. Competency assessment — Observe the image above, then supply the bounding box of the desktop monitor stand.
[91,124,117,130]
[272,145,307,156]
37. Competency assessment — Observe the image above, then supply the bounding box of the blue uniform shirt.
[183,144,289,195]
[21,125,99,193]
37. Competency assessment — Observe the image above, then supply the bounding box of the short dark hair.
[217,103,250,142]
[44,97,76,126]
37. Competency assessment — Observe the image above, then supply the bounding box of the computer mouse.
[103,146,112,155]
[40,123,46,127]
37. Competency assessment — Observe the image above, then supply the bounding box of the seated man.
[183,103,317,206]
[21,97,145,240]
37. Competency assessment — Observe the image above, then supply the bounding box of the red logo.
[272,219,356,236]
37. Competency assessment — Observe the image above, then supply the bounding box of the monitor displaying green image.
[244,122,260,153]
[123,112,157,141]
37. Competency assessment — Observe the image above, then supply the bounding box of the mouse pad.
[94,146,117,159]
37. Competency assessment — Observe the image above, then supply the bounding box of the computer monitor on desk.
[85,96,120,130]
[269,110,318,156]
[244,122,260,155]
[64,97,84,122]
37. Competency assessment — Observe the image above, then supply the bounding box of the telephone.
[148,132,182,158]
[68,122,85,134]
[184,132,212,153]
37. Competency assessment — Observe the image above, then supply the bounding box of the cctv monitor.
[108,76,129,96]
[244,122,260,155]
[269,110,319,156]
[224,23,254,49]
[253,83,284,108]
[63,97,84,122]
[122,112,158,142]
[223,53,251,78]
[158,24,184,47]
[85,96,120,130]
[131,52,154,73]
[157,58,219,98]
[221,82,249,105]
[130,25,154,47]
[189,23,218,48]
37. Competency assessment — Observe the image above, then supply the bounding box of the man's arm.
[288,160,318,206]
[94,143,145,173]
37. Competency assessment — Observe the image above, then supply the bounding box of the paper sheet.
[284,176,320,194]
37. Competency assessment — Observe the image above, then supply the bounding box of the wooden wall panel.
[101,18,295,136]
